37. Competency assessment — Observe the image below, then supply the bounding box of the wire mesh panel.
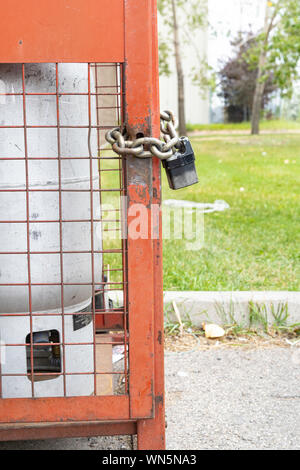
[0,62,128,399]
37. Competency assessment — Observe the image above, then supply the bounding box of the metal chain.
[105,110,182,160]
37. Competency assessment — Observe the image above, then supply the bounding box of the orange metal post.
[124,0,165,449]
[124,0,155,421]
[136,0,166,449]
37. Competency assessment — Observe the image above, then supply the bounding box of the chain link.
[105,110,182,160]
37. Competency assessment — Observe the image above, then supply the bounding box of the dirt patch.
[189,129,300,136]
[164,331,298,353]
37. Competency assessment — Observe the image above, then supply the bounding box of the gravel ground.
[165,346,300,450]
[0,346,299,450]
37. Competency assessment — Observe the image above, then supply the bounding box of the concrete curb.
[163,291,300,327]
[110,291,300,327]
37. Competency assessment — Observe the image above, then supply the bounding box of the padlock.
[162,137,198,190]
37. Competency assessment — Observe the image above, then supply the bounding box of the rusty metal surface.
[0,420,136,441]
[0,396,130,424]
[124,0,156,421]
[0,0,124,63]
[136,0,166,450]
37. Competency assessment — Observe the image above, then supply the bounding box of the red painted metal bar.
[124,0,158,420]
[0,396,130,424]
[0,0,124,63]
[136,0,166,450]
[0,421,137,441]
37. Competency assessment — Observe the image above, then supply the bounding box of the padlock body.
[163,137,198,190]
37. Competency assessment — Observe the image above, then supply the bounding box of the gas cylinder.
[0,63,101,398]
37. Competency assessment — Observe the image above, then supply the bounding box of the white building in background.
[159,12,210,125]
[208,0,265,70]
[159,0,265,124]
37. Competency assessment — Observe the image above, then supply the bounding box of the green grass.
[100,133,300,291]
[162,134,300,291]
[186,119,300,132]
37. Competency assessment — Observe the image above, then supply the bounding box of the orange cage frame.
[0,0,165,450]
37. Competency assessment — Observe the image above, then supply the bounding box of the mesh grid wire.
[0,63,128,398]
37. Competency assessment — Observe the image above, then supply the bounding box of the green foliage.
[158,0,207,26]
[191,60,216,99]
[214,301,251,336]
[249,302,270,333]
[248,301,300,334]
[164,306,194,337]
[214,300,299,336]
[185,119,300,132]
[281,89,300,121]
[158,0,214,95]
[270,303,289,331]
[158,33,172,77]
[245,0,300,97]
[218,33,278,122]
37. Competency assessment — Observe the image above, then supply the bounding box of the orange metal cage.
[0,0,165,450]
[0,62,128,397]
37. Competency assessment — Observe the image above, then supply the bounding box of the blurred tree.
[246,0,300,134]
[158,0,214,135]
[281,88,300,121]
[218,33,277,123]
[158,33,172,77]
